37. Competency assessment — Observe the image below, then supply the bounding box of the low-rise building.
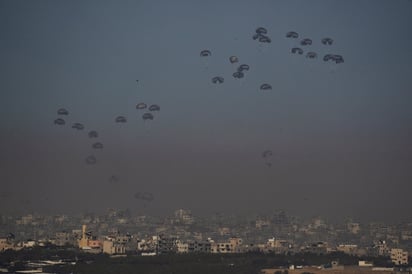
[103,240,126,255]
[0,237,14,252]
[390,248,408,265]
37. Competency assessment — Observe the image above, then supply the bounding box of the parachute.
[57,108,69,115]
[300,38,312,46]
[85,155,97,165]
[134,191,154,202]
[232,71,244,79]
[333,54,344,64]
[229,56,239,64]
[262,150,273,167]
[323,54,334,61]
[237,64,250,72]
[306,52,318,59]
[255,27,268,35]
[92,142,104,149]
[149,104,160,111]
[109,175,119,183]
[115,116,127,123]
[54,118,65,125]
[258,35,271,43]
[212,76,224,84]
[252,33,261,40]
[136,103,147,110]
[260,84,272,91]
[286,31,299,38]
[321,37,333,45]
[291,47,304,55]
[88,130,98,138]
[262,150,273,158]
[142,113,154,121]
[72,123,84,130]
[323,54,344,63]
[200,50,211,57]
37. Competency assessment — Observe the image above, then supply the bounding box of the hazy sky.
[1,0,411,222]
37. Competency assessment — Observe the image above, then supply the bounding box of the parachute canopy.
[260,84,272,91]
[142,113,154,121]
[291,47,304,55]
[229,56,239,64]
[252,33,261,40]
[232,71,244,79]
[54,118,65,125]
[85,155,97,165]
[88,130,98,138]
[92,142,104,149]
[258,35,271,43]
[134,191,154,202]
[115,116,127,123]
[286,31,299,38]
[333,54,344,63]
[72,123,84,130]
[306,52,317,59]
[323,54,344,63]
[149,104,160,111]
[300,38,312,46]
[323,54,334,61]
[321,37,333,45]
[255,27,268,35]
[237,64,250,72]
[57,108,69,115]
[262,150,273,158]
[136,103,147,110]
[262,150,273,167]
[109,175,119,183]
[200,50,211,57]
[212,76,224,84]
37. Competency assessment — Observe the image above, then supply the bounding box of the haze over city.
[1,0,411,222]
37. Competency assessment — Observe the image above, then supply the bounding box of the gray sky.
[1,0,411,222]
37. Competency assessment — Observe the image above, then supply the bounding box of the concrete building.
[347,223,360,234]
[210,237,243,253]
[0,237,13,252]
[158,235,178,254]
[174,209,194,225]
[103,240,126,255]
[78,225,101,252]
[390,248,408,265]
[337,244,358,255]
[267,238,292,254]
[176,240,211,253]
[303,242,328,255]
[53,232,72,246]
[374,240,389,256]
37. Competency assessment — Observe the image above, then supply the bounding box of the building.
[337,244,358,255]
[103,240,126,255]
[347,223,360,234]
[158,235,178,254]
[78,225,101,252]
[373,240,389,256]
[174,209,194,225]
[267,238,292,254]
[390,248,408,265]
[176,240,211,253]
[53,232,72,246]
[0,237,13,252]
[210,237,243,253]
[303,242,328,255]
